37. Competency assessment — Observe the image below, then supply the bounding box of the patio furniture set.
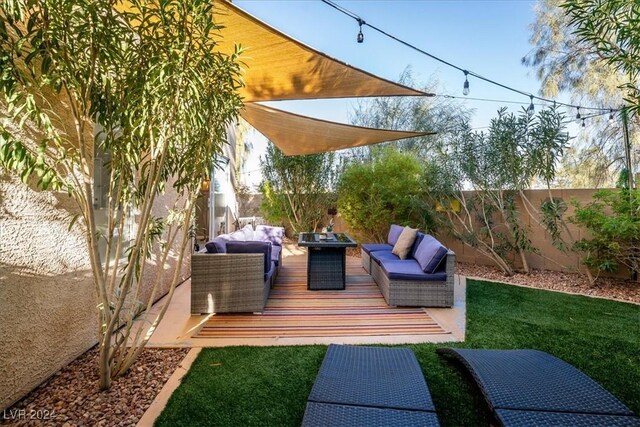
[361,224,455,307]
[190,224,284,314]
[191,223,455,314]
[302,344,640,427]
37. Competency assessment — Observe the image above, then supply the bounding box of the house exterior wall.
[0,174,97,411]
[0,113,192,412]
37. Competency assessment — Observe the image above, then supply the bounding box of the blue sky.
[233,0,563,186]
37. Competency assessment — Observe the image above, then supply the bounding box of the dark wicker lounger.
[437,348,640,427]
[302,344,440,427]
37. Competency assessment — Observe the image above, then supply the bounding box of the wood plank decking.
[195,255,447,339]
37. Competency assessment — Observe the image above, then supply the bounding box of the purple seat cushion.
[226,241,272,275]
[255,225,285,246]
[387,224,404,246]
[361,243,394,254]
[205,234,233,253]
[271,244,282,265]
[414,235,448,274]
[379,259,447,281]
[371,250,400,264]
[265,261,276,282]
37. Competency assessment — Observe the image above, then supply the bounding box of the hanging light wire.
[319,0,618,113]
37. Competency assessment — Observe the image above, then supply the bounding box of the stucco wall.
[0,171,191,411]
[0,174,97,410]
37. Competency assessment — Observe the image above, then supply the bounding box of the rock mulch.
[458,262,640,304]
[1,347,189,427]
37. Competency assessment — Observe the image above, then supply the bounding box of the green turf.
[155,280,640,426]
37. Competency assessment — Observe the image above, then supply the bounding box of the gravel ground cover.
[457,262,640,304]
[1,348,189,427]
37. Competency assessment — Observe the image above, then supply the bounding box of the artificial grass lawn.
[156,280,640,426]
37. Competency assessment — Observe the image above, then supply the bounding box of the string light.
[463,71,470,96]
[357,18,365,43]
[581,118,586,128]
[609,109,614,124]
[320,0,616,115]
[576,107,581,120]
[527,95,535,117]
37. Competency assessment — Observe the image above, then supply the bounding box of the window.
[93,137,136,264]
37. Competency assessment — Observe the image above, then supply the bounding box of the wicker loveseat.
[190,224,284,314]
[361,225,455,308]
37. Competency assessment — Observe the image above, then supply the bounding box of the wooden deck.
[195,253,448,339]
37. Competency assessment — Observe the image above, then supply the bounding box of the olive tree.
[425,107,569,275]
[0,0,243,389]
[260,142,337,235]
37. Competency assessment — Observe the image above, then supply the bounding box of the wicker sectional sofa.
[361,225,455,308]
[190,224,284,314]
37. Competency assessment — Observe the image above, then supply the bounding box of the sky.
[232,0,566,188]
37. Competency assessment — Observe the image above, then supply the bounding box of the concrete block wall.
[244,189,634,279]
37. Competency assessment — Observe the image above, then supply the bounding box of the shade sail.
[241,103,436,155]
[214,0,432,101]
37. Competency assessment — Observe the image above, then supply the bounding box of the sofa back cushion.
[387,224,404,246]
[411,232,426,259]
[255,225,285,246]
[391,227,418,260]
[414,234,448,274]
[240,224,254,241]
[205,235,233,253]
[229,230,246,241]
[226,241,272,274]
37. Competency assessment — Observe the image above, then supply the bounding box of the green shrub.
[337,147,429,242]
[571,189,640,276]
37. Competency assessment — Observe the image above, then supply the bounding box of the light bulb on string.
[576,107,581,120]
[581,118,586,128]
[527,95,535,117]
[463,71,470,96]
[609,109,614,124]
[357,18,365,43]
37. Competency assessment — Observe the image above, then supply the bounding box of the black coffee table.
[297,233,358,290]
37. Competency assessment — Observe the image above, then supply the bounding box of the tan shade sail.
[214,0,432,101]
[241,103,435,155]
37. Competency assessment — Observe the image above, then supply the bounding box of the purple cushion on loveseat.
[371,250,400,264]
[255,225,285,246]
[379,258,447,281]
[411,232,426,259]
[413,235,448,274]
[387,224,404,246]
[265,261,277,283]
[361,243,394,254]
[271,244,282,266]
[226,241,272,277]
[205,235,233,253]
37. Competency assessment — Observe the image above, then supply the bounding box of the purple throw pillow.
[413,234,448,273]
[387,224,404,246]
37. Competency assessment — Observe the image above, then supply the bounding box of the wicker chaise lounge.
[438,348,640,427]
[302,344,440,426]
